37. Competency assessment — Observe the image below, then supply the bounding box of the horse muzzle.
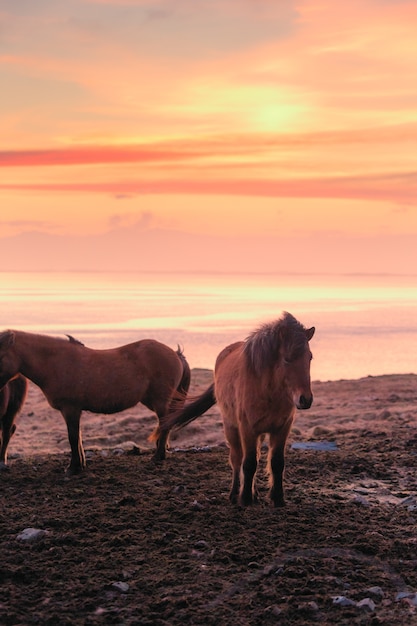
[296,394,313,410]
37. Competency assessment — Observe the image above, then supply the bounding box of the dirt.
[1,372,417,625]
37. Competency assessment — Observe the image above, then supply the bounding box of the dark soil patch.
[1,426,417,625]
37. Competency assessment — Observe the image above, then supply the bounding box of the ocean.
[1,271,416,382]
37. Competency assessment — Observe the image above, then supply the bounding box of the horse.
[0,375,28,471]
[0,330,190,473]
[156,312,315,507]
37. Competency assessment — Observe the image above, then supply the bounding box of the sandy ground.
[9,369,417,464]
[2,369,417,624]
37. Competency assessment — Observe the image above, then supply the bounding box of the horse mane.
[243,312,309,376]
[66,335,85,347]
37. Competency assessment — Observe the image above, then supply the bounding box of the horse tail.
[150,383,216,443]
[176,345,191,396]
[166,383,216,431]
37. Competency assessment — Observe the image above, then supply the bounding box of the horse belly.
[84,382,146,414]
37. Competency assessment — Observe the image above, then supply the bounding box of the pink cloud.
[2,123,417,167]
[1,172,416,205]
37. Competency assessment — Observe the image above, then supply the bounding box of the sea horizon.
[1,270,416,383]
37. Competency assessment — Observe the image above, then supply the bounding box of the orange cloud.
[1,172,416,206]
[2,123,417,167]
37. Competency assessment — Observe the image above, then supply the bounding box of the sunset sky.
[1,0,417,274]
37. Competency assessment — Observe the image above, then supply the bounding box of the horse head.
[282,324,315,410]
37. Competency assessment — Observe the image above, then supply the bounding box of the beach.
[2,369,417,625]
[9,368,417,461]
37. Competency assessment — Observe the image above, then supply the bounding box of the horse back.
[129,340,185,383]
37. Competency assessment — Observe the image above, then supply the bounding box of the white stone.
[332,595,356,607]
[112,581,129,593]
[16,528,48,542]
[357,598,376,612]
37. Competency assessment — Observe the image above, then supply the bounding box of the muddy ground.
[1,373,417,625]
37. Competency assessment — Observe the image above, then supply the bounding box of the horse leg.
[0,413,17,472]
[224,423,242,503]
[62,408,86,475]
[151,399,172,463]
[153,421,169,463]
[240,435,259,507]
[268,421,292,507]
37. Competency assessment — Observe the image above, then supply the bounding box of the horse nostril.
[299,394,313,409]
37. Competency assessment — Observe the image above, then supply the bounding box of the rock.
[265,605,282,617]
[396,591,417,606]
[366,586,384,599]
[311,426,332,437]
[112,581,129,593]
[173,484,187,493]
[111,448,126,456]
[352,496,370,507]
[16,528,48,543]
[291,441,338,451]
[399,495,417,511]
[357,598,376,612]
[332,595,356,607]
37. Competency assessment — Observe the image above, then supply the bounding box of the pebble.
[366,586,384,599]
[399,495,417,511]
[388,393,400,402]
[16,528,48,543]
[291,441,338,451]
[311,426,332,437]
[332,595,376,611]
[352,495,370,507]
[332,595,357,607]
[111,448,126,456]
[112,581,129,593]
[357,598,376,612]
[396,591,417,606]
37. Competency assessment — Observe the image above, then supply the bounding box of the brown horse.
[0,330,190,473]
[0,375,28,471]
[157,312,314,507]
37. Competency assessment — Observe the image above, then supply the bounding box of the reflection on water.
[1,271,416,381]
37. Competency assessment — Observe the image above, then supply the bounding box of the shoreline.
[7,370,417,460]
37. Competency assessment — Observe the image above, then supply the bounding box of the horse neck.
[266,363,293,402]
[13,332,50,388]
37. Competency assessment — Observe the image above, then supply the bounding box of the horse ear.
[0,330,15,348]
[305,327,315,341]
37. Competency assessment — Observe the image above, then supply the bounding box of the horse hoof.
[238,496,253,507]
[65,466,84,476]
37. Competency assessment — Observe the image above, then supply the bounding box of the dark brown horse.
[0,330,190,473]
[0,375,28,471]
[157,312,314,507]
